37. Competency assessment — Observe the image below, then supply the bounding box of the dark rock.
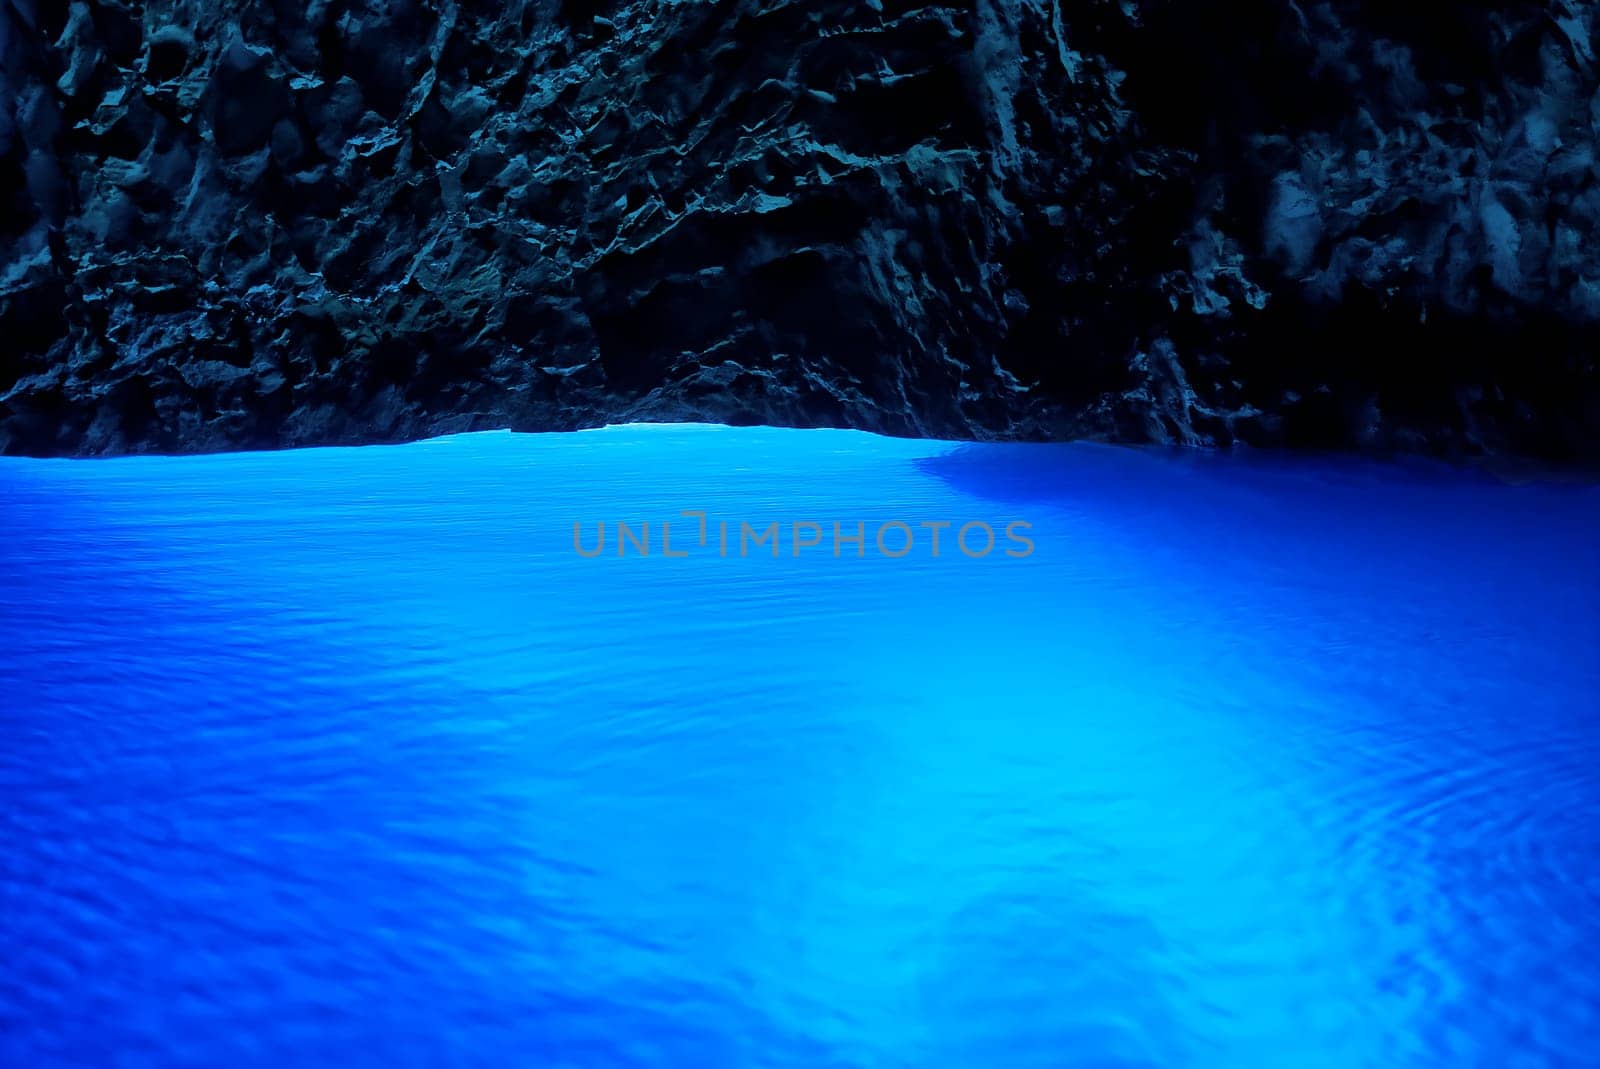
[1,0,1598,459]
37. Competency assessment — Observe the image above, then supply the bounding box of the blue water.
[2,426,1597,1068]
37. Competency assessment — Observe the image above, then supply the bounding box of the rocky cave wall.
[3,0,1599,458]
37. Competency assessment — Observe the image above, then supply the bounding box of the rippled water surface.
[2,426,1598,1068]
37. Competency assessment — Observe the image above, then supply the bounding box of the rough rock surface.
[3,0,1599,458]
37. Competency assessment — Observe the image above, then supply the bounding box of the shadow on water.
[914,441,1600,565]
[917,439,1600,510]
[915,883,1188,1069]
